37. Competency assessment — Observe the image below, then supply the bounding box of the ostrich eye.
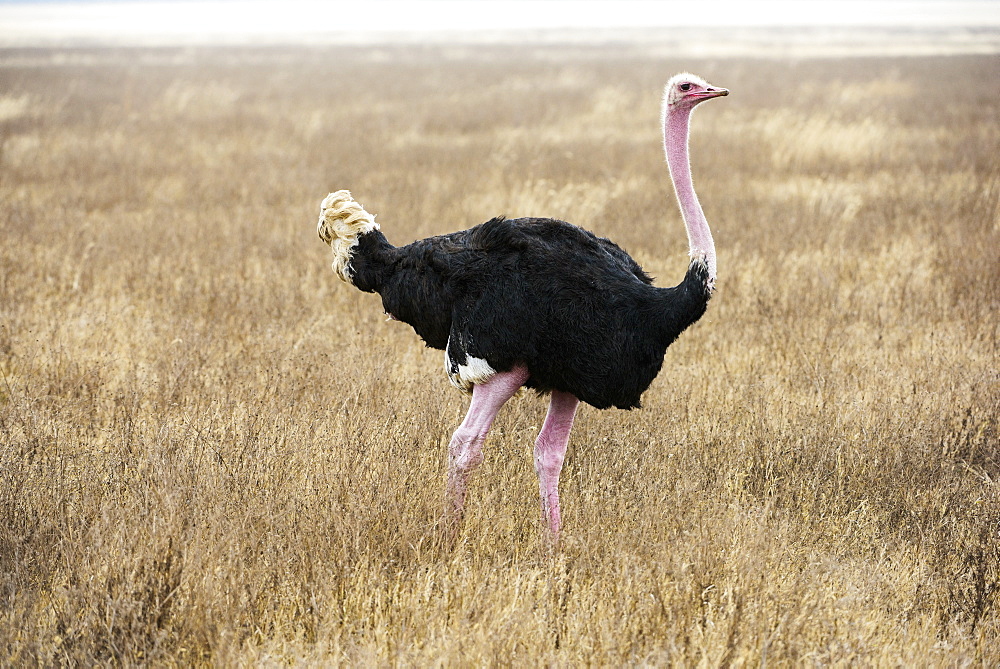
[679,83,692,91]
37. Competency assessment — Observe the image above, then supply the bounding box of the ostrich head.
[663,73,729,111]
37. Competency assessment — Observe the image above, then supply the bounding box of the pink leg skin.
[445,365,530,537]
[534,390,579,544]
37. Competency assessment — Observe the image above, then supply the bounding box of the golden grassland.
[0,45,997,665]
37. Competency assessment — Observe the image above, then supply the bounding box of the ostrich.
[317,73,728,542]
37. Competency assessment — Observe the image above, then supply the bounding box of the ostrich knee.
[448,426,485,479]
[445,425,486,518]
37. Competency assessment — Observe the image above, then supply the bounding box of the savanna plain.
[0,44,997,665]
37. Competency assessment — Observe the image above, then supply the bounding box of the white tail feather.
[317,190,380,283]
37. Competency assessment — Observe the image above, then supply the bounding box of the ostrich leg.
[534,390,579,542]
[445,365,530,535]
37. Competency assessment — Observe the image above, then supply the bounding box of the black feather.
[349,217,711,410]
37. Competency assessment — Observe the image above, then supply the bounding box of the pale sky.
[0,0,998,45]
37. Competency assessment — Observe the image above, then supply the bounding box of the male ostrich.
[317,73,728,542]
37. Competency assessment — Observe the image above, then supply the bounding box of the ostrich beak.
[700,87,729,99]
[687,87,728,106]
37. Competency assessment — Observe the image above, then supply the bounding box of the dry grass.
[0,45,997,665]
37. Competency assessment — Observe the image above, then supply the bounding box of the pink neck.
[664,105,716,283]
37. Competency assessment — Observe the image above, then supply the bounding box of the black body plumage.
[348,216,711,410]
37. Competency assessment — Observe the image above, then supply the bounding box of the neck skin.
[664,103,716,286]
